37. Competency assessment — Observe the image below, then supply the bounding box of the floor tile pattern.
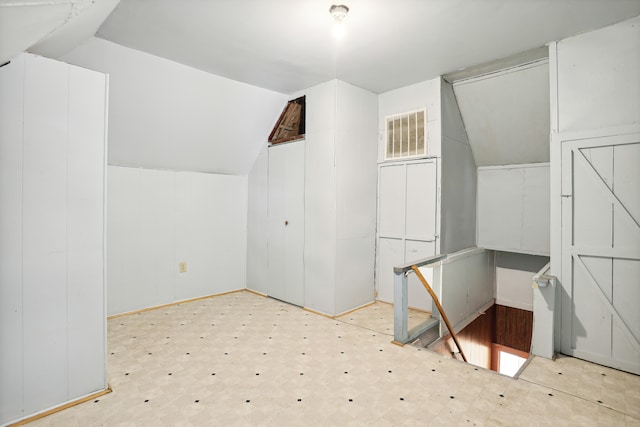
[335,302,431,335]
[28,291,640,426]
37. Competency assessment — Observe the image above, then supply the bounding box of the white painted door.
[561,133,640,374]
[376,160,437,310]
[268,142,305,306]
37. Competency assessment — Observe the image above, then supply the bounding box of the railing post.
[393,270,408,344]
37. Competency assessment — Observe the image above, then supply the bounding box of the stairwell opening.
[417,304,533,378]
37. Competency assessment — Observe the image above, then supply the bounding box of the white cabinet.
[477,163,550,255]
[258,80,378,316]
[376,160,437,311]
[267,142,305,306]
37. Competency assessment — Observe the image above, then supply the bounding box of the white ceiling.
[94,0,640,94]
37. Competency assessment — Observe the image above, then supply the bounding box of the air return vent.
[385,109,426,160]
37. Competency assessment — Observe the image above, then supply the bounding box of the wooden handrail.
[411,265,468,363]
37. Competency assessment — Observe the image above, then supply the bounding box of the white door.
[561,133,640,374]
[376,160,438,310]
[268,142,305,306]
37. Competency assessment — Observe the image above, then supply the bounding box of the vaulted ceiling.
[3,0,640,94]
[2,1,639,174]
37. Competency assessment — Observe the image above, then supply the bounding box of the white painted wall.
[334,80,378,314]
[440,80,477,254]
[496,267,534,311]
[378,77,442,161]
[107,166,247,316]
[477,164,550,255]
[453,61,550,166]
[556,16,640,134]
[433,248,495,335]
[303,80,338,315]
[61,36,287,174]
[494,251,549,312]
[0,54,107,426]
[246,144,269,295]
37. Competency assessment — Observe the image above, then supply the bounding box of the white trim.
[477,162,549,171]
[452,59,549,87]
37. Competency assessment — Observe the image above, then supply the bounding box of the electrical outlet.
[179,261,187,273]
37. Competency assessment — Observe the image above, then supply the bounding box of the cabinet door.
[406,161,437,241]
[268,142,305,306]
[378,164,405,238]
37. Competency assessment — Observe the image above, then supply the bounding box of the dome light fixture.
[329,4,349,39]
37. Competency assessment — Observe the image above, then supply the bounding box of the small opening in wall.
[269,96,306,145]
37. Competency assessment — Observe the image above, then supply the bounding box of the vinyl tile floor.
[28,291,640,426]
[335,301,431,335]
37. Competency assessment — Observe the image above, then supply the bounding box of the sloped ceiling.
[0,0,119,65]
[454,61,550,166]
[95,0,640,94]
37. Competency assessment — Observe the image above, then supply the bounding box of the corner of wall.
[439,79,477,254]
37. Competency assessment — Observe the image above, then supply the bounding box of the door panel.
[561,134,640,374]
[378,165,405,237]
[406,162,437,240]
[376,161,439,307]
[268,142,305,306]
[284,144,305,306]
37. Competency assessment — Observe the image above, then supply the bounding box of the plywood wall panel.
[0,53,25,424]
[66,65,107,397]
[22,54,69,412]
[495,305,533,353]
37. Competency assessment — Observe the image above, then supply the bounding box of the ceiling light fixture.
[329,4,349,39]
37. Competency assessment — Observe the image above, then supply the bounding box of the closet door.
[268,142,305,306]
[376,160,437,310]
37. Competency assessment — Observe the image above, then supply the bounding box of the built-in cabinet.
[375,77,477,310]
[0,53,108,425]
[376,160,438,311]
[256,80,378,316]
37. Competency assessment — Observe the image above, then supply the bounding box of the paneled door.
[561,132,640,374]
[376,160,437,311]
[268,142,305,306]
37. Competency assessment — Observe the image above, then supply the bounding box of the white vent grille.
[385,109,426,160]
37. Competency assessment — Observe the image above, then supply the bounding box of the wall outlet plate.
[179,261,187,273]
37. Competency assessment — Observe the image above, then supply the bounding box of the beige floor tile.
[21,291,639,426]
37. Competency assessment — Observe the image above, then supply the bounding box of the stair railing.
[393,254,468,362]
[411,265,468,362]
[392,254,446,345]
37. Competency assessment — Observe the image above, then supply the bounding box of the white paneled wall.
[107,166,247,316]
[477,163,550,255]
[433,248,495,335]
[334,80,378,314]
[246,145,269,295]
[0,53,107,426]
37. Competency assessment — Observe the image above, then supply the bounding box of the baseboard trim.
[244,288,268,298]
[107,289,245,319]
[334,301,376,318]
[303,307,335,319]
[8,386,112,426]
